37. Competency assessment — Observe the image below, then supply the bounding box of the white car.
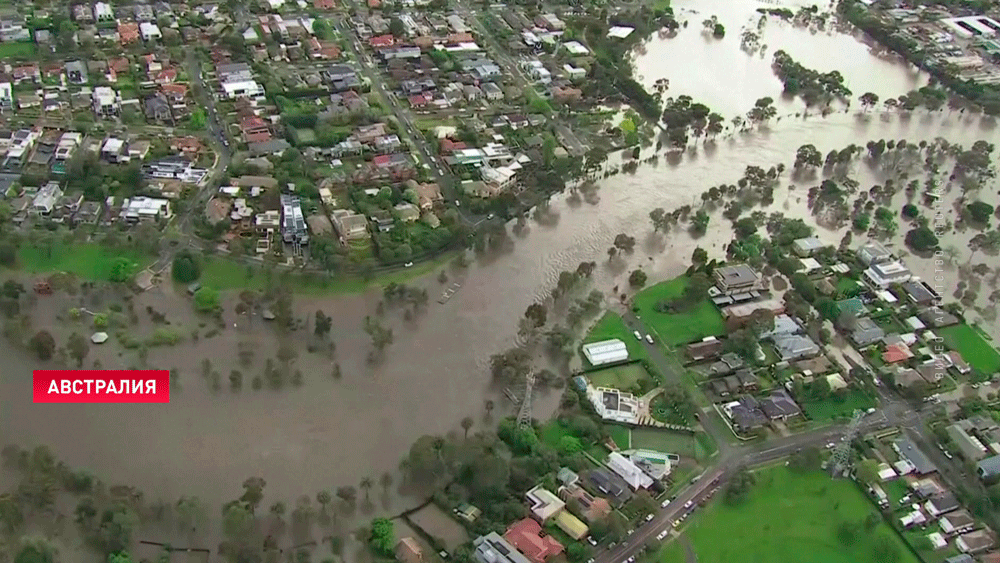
[645,334,653,344]
[656,530,669,541]
[587,537,597,546]
[645,513,654,522]
[661,499,670,508]
[683,500,693,509]
[633,330,642,340]
[404,262,414,268]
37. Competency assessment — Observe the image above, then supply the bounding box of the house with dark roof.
[918,307,960,328]
[925,492,961,517]
[894,437,938,475]
[957,529,996,554]
[902,280,940,305]
[581,468,631,506]
[726,395,768,432]
[686,338,723,361]
[849,317,885,347]
[978,455,1000,480]
[941,510,977,536]
[760,389,801,421]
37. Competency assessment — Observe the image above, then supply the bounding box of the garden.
[799,388,878,422]
[585,362,654,394]
[632,276,726,347]
[657,466,918,563]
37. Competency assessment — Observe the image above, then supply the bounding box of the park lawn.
[584,311,651,365]
[17,242,151,281]
[0,42,35,58]
[630,427,696,457]
[800,388,877,422]
[633,276,725,347]
[196,251,454,294]
[658,466,918,563]
[938,324,1000,374]
[586,362,652,391]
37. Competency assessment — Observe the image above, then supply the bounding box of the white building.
[481,164,517,192]
[92,87,119,118]
[222,80,265,99]
[93,2,114,21]
[31,182,63,215]
[606,452,654,490]
[563,41,589,56]
[5,129,38,164]
[120,196,172,223]
[139,22,162,41]
[0,82,12,112]
[864,260,912,288]
[582,339,628,366]
[586,385,639,425]
[525,486,565,522]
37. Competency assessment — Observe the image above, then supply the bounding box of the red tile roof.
[370,34,394,48]
[161,83,188,99]
[882,343,914,364]
[408,94,427,107]
[108,57,130,73]
[313,0,335,8]
[241,115,269,131]
[154,68,177,83]
[504,519,563,563]
[119,22,140,44]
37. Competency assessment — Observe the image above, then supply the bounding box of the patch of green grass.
[633,276,726,347]
[0,42,36,58]
[539,419,574,450]
[585,362,651,391]
[196,251,455,294]
[835,277,861,297]
[938,324,1000,374]
[657,466,918,563]
[630,427,696,457]
[799,388,877,422]
[606,424,630,450]
[17,242,152,281]
[584,311,651,365]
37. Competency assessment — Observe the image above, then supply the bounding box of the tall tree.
[67,332,89,367]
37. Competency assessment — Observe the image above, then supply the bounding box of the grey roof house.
[894,437,937,475]
[850,317,885,347]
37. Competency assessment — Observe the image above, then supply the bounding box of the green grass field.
[658,466,918,563]
[584,311,651,365]
[0,42,36,58]
[799,388,877,422]
[633,276,726,347]
[630,427,696,457]
[196,252,454,294]
[606,425,630,450]
[586,362,651,391]
[17,242,151,281]
[938,324,1000,374]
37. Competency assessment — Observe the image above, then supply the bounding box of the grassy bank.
[657,466,917,563]
[584,311,651,365]
[938,323,1000,374]
[17,242,152,281]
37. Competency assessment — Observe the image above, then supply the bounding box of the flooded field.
[3,0,1000,551]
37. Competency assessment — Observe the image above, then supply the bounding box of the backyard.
[657,466,918,563]
[938,324,1000,375]
[0,42,35,58]
[630,427,699,458]
[585,362,653,392]
[633,276,725,347]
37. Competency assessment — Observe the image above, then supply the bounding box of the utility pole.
[516,372,535,430]
[828,409,865,477]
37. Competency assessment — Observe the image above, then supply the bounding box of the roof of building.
[895,437,937,475]
[503,519,563,563]
[582,339,628,366]
[553,510,588,540]
[714,264,760,288]
[526,486,564,522]
[474,532,531,563]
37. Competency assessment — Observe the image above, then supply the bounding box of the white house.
[864,260,912,289]
[92,86,120,118]
[222,80,264,99]
[606,452,654,490]
[120,196,172,223]
[31,182,63,216]
[139,22,162,41]
[93,2,114,21]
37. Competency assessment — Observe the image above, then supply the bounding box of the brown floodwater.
[2,1,999,530]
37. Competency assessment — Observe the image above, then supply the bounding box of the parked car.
[683,500,693,509]
[645,334,654,344]
[645,513,654,522]
[587,537,597,546]
[661,499,671,508]
[633,330,642,340]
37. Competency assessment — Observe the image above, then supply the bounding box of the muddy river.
[2,0,999,528]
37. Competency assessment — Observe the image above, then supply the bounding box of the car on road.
[656,530,668,541]
[645,334,653,344]
[627,557,635,563]
[404,262,414,268]
[633,330,642,340]
[586,537,597,546]
[661,499,670,508]
[487,213,495,219]
[825,442,835,449]
[627,529,634,536]
[683,500,693,509]
[645,513,654,522]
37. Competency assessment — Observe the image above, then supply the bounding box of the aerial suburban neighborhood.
[3,0,1000,563]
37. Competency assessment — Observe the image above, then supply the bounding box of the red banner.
[33,370,170,403]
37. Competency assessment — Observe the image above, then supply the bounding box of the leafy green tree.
[67,332,89,367]
[193,287,221,313]
[904,226,939,252]
[108,258,132,283]
[368,517,394,556]
[628,269,647,288]
[171,251,200,283]
[966,201,994,224]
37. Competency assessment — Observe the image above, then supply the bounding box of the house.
[65,60,88,84]
[120,197,171,223]
[957,529,996,554]
[925,493,961,517]
[941,511,977,536]
[553,511,588,540]
[92,87,119,118]
[118,22,140,44]
[949,424,988,461]
[222,80,265,99]
[395,538,423,563]
[864,260,912,289]
[525,486,564,523]
[482,82,504,101]
[241,115,272,143]
[721,299,785,329]
[31,182,63,216]
[792,237,825,256]
[882,342,914,364]
[849,317,885,347]
[581,468,631,506]
[902,280,940,305]
[409,181,441,210]
[332,209,369,240]
[93,2,113,21]
[473,533,532,563]
[0,82,12,112]
[558,484,610,522]
[726,395,768,431]
[586,386,639,425]
[760,389,801,421]
[916,359,947,384]
[144,94,172,122]
[606,452,654,490]
[557,468,578,487]
[503,519,563,563]
[979,456,1000,479]
[140,22,162,41]
[947,351,972,375]
[773,333,820,361]
[918,307,960,328]
[686,337,723,361]
[857,241,893,266]
[894,437,937,475]
[714,264,761,294]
